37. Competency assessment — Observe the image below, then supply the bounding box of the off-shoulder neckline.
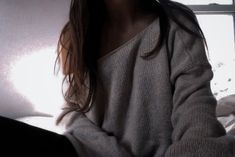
[97,17,159,64]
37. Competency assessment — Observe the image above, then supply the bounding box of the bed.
[216,94,235,138]
[13,95,235,138]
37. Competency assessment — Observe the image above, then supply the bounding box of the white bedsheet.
[216,95,235,137]
[16,116,65,134]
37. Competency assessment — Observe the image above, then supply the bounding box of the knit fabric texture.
[62,13,235,157]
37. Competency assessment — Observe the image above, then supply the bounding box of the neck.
[104,0,143,24]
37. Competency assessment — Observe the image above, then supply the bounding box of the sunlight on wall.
[9,46,64,117]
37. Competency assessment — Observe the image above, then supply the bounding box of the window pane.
[174,0,233,5]
[197,15,235,99]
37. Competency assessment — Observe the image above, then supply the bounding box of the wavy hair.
[55,0,207,124]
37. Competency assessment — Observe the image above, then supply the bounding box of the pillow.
[216,94,235,117]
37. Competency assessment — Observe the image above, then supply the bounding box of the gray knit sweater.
[63,13,235,157]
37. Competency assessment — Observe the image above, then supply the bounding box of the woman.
[0,0,234,156]
[55,0,235,156]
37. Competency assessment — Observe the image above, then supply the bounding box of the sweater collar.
[138,17,160,57]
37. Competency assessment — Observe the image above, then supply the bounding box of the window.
[175,0,235,100]
[175,0,233,5]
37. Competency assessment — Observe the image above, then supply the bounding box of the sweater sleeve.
[63,113,134,157]
[164,24,235,157]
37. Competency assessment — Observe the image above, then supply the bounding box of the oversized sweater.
[62,13,235,157]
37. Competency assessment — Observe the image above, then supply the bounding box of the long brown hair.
[55,0,207,124]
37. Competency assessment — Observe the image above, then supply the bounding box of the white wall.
[0,0,70,122]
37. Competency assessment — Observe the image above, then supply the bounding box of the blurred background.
[0,0,235,134]
[175,0,235,100]
[0,0,70,133]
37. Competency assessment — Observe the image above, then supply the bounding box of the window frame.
[185,1,235,99]
[188,4,235,14]
[187,2,235,46]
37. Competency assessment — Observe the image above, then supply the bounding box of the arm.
[164,23,235,157]
[64,113,134,157]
